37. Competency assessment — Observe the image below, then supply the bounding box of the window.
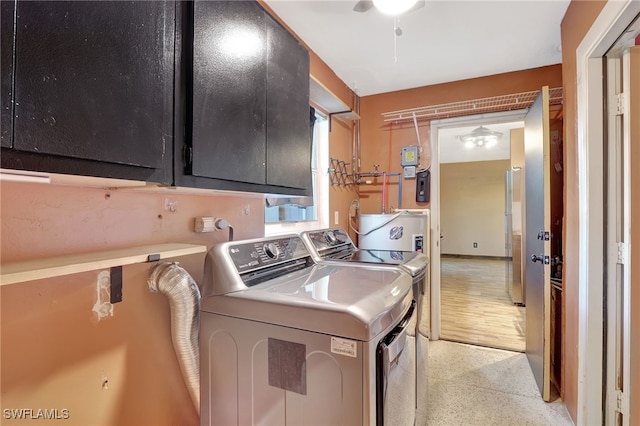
[264,111,329,235]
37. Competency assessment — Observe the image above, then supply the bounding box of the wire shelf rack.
[381,87,563,123]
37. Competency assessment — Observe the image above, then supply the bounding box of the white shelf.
[332,110,360,122]
[0,243,207,286]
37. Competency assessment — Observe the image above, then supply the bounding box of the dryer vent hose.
[148,262,201,414]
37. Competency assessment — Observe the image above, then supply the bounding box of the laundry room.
[2,1,640,425]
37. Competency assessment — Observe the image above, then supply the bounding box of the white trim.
[429,109,528,341]
[430,122,441,340]
[575,1,640,424]
[620,46,633,426]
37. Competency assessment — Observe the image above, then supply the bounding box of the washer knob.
[263,243,280,259]
[325,231,337,244]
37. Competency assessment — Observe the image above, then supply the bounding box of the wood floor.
[440,256,526,352]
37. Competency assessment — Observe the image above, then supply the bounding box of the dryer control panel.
[228,236,310,274]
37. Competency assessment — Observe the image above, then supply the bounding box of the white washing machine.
[200,234,416,426]
[300,227,430,422]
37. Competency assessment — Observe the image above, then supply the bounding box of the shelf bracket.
[110,266,123,304]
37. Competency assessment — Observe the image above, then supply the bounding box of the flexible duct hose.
[148,262,201,414]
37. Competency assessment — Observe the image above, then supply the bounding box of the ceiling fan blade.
[407,0,426,13]
[353,0,374,13]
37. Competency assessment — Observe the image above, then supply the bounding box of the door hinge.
[616,93,626,115]
[616,242,628,264]
[616,390,628,415]
[607,389,629,417]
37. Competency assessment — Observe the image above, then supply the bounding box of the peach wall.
[358,65,563,214]
[560,1,606,421]
[328,119,360,241]
[1,181,265,425]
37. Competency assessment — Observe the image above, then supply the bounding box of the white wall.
[440,160,510,256]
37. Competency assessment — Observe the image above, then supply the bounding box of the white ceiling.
[265,0,570,97]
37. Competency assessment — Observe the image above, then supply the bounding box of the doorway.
[431,105,564,360]
[437,120,526,352]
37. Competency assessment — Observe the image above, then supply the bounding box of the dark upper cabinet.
[2,1,174,182]
[2,1,311,195]
[179,0,311,195]
[265,14,311,190]
[189,0,267,185]
[1,0,15,148]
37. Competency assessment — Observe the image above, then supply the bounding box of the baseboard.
[441,254,510,261]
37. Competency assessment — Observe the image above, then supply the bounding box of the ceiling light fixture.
[373,0,418,16]
[459,126,503,149]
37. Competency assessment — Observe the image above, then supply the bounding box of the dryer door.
[376,302,417,426]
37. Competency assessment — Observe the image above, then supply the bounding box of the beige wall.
[560,1,607,420]
[440,160,510,257]
[510,128,524,168]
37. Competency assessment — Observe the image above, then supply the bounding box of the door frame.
[575,1,640,424]
[429,109,527,340]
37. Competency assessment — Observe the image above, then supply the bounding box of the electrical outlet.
[473,242,478,248]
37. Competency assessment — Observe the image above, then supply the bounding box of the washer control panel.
[228,236,310,273]
[306,228,354,252]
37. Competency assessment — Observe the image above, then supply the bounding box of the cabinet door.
[190,0,267,185]
[10,1,173,181]
[0,0,15,148]
[265,16,310,190]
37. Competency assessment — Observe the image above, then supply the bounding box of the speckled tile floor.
[421,340,574,426]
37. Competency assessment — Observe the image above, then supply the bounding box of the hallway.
[440,256,526,352]
[425,340,573,426]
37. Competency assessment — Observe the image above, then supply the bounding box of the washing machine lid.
[200,264,413,341]
[337,250,428,277]
[300,228,428,277]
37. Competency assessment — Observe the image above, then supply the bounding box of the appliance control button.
[263,243,280,259]
[325,231,337,244]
